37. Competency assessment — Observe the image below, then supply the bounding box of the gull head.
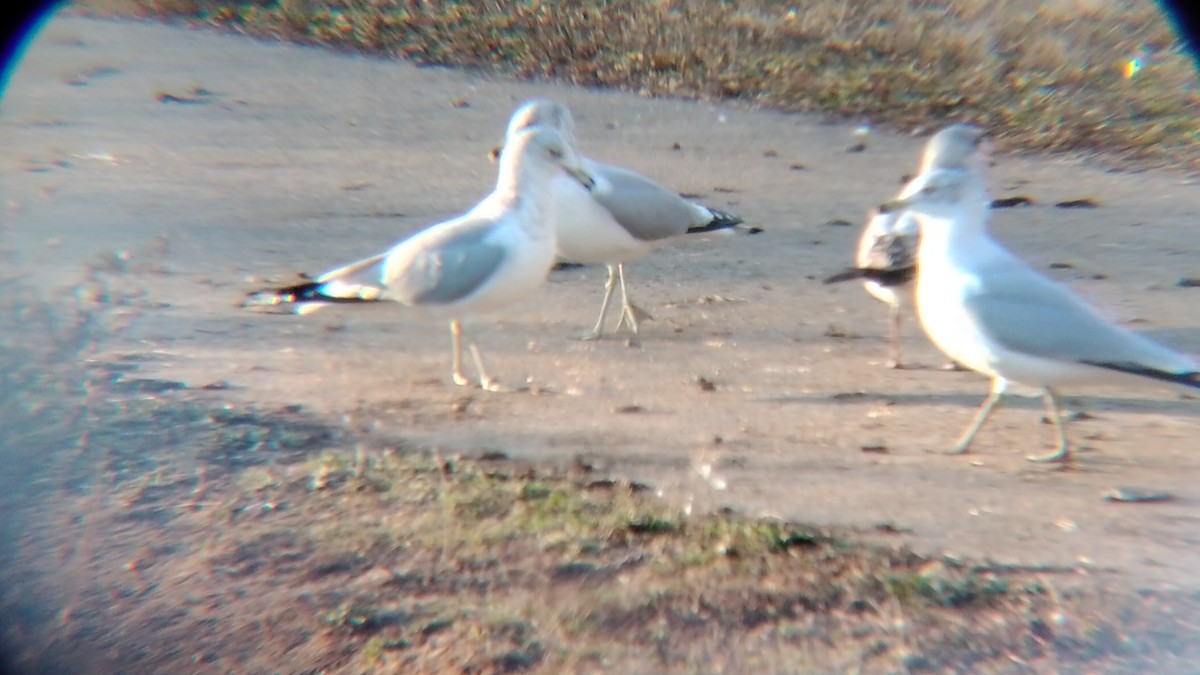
[507,98,577,138]
[506,98,579,143]
[492,99,579,163]
[918,124,986,173]
[879,167,973,216]
[503,125,595,190]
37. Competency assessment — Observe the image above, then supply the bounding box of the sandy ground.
[5,14,1200,594]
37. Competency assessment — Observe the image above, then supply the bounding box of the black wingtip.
[242,280,324,308]
[1080,361,1200,390]
[709,209,744,228]
[242,279,379,308]
[823,268,866,285]
[824,266,915,287]
[686,208,746,235]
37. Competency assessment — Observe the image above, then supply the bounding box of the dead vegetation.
[1,330,1198,671]
[68,0,1199,169]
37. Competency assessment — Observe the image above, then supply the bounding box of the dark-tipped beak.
[569,165,596,191]
[877,198,905,214]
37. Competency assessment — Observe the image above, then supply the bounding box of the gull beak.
[877,197,909,214]
[567,164,596,191]
[880,170,933,214]
[488,145,503,164]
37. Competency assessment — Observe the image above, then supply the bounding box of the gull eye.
[549,147,564,159]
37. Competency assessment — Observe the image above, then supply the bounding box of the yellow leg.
[577,264,620,341]
[468,342,506,392]
[452,321,510,392]
[614,263,653,335]
[886,302,901,369]
[450,320,473,386]
[1028,389,1071,464]
[948,380,1006,455]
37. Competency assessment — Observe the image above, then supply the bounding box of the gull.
[243,126,596,392]
[825,125,986,368]
[824,209,918,367]
[879,164,1200,463]
[502,99,753,340]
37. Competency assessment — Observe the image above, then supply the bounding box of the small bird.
[243,126,596,392]
[824,209,918,367]
[501,99,754,341]
[879,164,1200,463]
[825,124,987,368]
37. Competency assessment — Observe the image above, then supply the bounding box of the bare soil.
[3,14,1200,673]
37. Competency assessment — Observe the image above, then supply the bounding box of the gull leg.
[886,302,902,369]
[577,264,619,341]
[455,322,511,393]
[949,380,1007,454]
[450,320,472,387]
[615,263,654,335]
[467,342,510,393]
[1028,388,1071,464]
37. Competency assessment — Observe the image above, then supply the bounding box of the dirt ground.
[5,11,1200,620]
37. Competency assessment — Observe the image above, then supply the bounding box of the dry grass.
[69,0,1199,169]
